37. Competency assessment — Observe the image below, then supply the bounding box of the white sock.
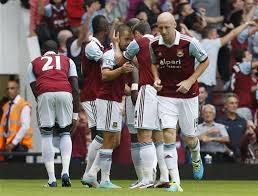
[131,143,142,181]
[83,135,103,179]
[164,143,180,185]
[139,142,155,184]
[41,134,56,183]
[59,133,72,177]
[99,149,113,183]
[86,151,101,179]
[189,139,201,162]
[155,142,169,183]
[152,142,157,182]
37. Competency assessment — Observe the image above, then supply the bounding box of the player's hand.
[207,128,220,134]
[131,90,138,105]
[70,119,78,137]
[6,143,15,152]
[153,79,163,92]
[176,79,193,94]
[121,62,134,73]
[112,31,120,45]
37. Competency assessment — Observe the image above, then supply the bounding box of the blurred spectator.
[42,0,70,41]
[191,0,221,17]
[241,121,258,164]
[197,21,254,103]
[66,0,85,35]
[0,79,33,162]
[81,0,113,34]
[198,83,208,123]
[136,0,158,26]
[127,0,142,20]
[105,0,129,22]
[231,49,258,118]
[160,0,173,13]
[217,93,253,162]
[136,11,148,22]
[29,0,49,37]
[197,104,231,163]
[57,29,73,55]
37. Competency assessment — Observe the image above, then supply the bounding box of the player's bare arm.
[101,62,134,81]
[176,58,209,94]
[30,81,38,101]
[151,63,163,92]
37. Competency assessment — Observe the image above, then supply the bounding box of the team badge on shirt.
[176,49,184,57]
[112,122,118,128]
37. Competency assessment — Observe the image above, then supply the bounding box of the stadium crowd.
[0,0,258,190]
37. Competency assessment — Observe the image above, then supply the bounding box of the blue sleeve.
[44,4,52,18]
[237,28,249,44]
[123,40,140,60]
[27,63,36,84]
[239,61,251,75]
[189,37,208,63]
[68,59,78,77]
[85,42,103,62]
[102,50,116,69]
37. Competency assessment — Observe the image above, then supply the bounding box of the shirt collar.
[158,30,180,47]
[12,95,21,104]
[202,121,215,126]
[143,34,154,39]
[91,37,104,49]
[44,51,56,56]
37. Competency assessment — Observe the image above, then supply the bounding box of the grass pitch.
[0,180,257,196]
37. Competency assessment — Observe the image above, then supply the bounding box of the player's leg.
[153,130,170,188]
[81,101,103,184]
[37,92,57,187]
[179,96,203,180]
[134,85,158,188]
[97,99,122,188]
[125,96,142,186]
[158,96,182,192]
[55,92,74,187]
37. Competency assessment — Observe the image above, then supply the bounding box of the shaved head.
[157,12,177,45]
[157,12,175,24]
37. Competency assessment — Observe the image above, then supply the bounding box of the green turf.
[0,180,257,196]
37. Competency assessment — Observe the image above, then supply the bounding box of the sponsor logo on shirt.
[159,58,182,69]
[176,49,184,57]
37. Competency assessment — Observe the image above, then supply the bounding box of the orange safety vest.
[0,98,33,151]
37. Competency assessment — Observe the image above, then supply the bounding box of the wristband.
[72,113,78,120]
[131,83,138,91]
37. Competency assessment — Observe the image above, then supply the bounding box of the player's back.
[31,52,72,95]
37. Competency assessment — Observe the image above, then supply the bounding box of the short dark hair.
[126,18,140,30]
[235,49,245,63]
[41,40,58,54]
[177,2,189,16]
[198,82,208,91]
[116,24,131,36]
[84,0,99,7]
[92,15,109,35]
[132,21,151,35]
[8,75,20,86]
[201,26,215,39]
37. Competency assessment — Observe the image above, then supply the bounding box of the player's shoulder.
[103,48,114,59]
[150,35,160,46]
[179,33,195,44]
[31,56,43,65]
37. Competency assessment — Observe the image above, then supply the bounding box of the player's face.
[7,81,19,101]
[53,0,62,4]
[225,97,239,113]
[119,31,133,51]
[202,107,215,122]
[158,20,176,43]
[198,87,207,103]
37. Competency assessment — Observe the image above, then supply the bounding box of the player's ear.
[174,23,177,29]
